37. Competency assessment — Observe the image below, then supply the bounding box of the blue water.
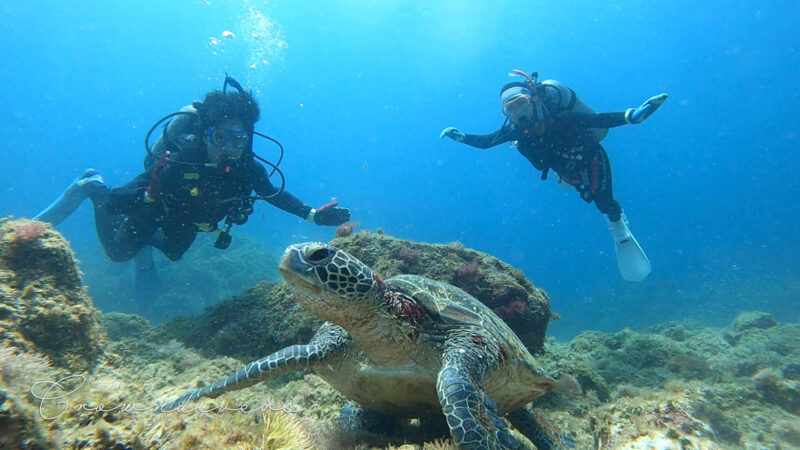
[2,1,798,339]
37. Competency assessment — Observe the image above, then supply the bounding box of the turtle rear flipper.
[507,406,575,450]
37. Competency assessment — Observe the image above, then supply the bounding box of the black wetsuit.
[92,143,311,262]
[460,97,629,221]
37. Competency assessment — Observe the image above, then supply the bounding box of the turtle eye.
[306,247,332,263]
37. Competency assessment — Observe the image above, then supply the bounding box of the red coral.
[454,261,480,288]
[336,221,360,237]
[13,220,47,243]
[397,246,421,266]
[651,401,698,433]
[493,300,530,321]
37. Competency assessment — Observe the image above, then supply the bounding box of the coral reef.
[336,220,360,237]
[533,312,800,448]
[331,230,553,353]
[1,221,798,449]
[0,217,104,371]
[157,282,321,361]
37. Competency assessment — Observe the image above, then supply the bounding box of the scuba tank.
[539,79,608,143]
[144,105,200,169]
[508,70,609,143]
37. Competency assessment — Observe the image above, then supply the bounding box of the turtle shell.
[385,274,532,359]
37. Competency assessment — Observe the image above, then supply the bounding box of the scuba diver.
[35,75,350,297]
[440,70,667,281]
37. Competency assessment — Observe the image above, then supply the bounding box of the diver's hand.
[625,93,668,124]
[308,202,350,226]
[440,127,466,142]
[314,207,350,226]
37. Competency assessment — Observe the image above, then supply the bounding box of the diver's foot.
[607,214,632,244]
[33,169,106,225]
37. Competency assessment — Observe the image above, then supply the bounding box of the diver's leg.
[132,245,161,302]
[34,169,107,226]
[590,146,651,281]
[152,221,198,261]
[591,147,626,233]
[580,145,621,222]
[94,209,154,263]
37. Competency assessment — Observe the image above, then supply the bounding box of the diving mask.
[502,94,532,117]
[207,127,250,150]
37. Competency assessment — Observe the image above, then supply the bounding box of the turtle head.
[279,242,381,321]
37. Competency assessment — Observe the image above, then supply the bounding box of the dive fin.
[608,214,651,282]
[34,169,106,226]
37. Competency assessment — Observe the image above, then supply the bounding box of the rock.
[731,311,778,333]
[0,218,104,371]
[158,282,320,361]
[99,312,153,341]
[331,230,553,353]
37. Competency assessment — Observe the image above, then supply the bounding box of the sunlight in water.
[201,0,287,91]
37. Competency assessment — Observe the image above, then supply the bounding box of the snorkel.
[508,69,548,123]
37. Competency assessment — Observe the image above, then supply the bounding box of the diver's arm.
[560,93,668,128]
[442,124,514,149]
[251,162,350,226]
[461,127,514,149]
[265,188,314,220]
[558,111,630,129]
[250,162,313,219]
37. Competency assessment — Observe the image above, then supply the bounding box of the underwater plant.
[11,220,48,243]
[335,221,360,237]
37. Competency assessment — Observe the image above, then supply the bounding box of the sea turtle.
[161,242,574,449]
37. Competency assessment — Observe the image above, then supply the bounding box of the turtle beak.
[279,245,322,296]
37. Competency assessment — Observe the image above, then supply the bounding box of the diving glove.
[625,93,668,124]
[311,206,351,226]
[440,127,466,142]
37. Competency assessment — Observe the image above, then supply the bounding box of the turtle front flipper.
[507,406,575,450]
[160,324,350,412]
[436,353,517,449]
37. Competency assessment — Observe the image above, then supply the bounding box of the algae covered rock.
[731,311,779,332]
[592,392,719,449]
[724,311,780,346]
[99,311,154,341]
[158,281,320,361]
[157,230,554,358]
[0,218,103,371]
[331,230,553,353]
